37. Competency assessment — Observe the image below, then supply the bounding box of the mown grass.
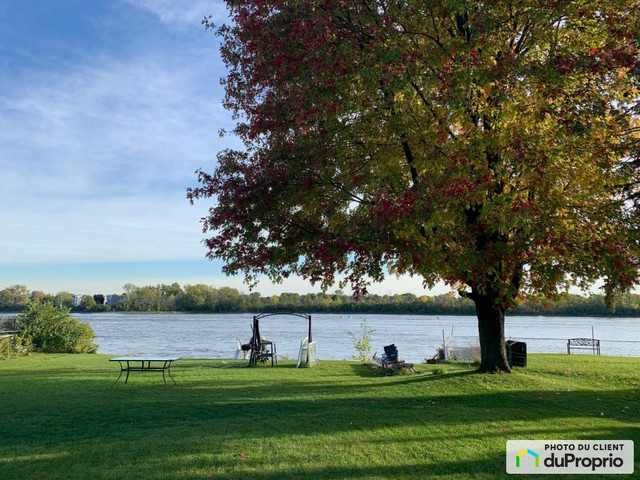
[0,354,638,479]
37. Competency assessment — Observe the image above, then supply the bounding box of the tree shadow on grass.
[0,438,508,480]
[1,357,639,480]
[347,361,478,381]
[2,422,636,480]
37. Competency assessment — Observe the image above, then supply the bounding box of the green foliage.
[53,291,74,308]
[193,0,640,372]
[7,281,640,315]
[0,285,29,311]
[17,303,97,354]
[348,319,375,362]
[78,283,640,315]
[432,366,448,375]
[0,335,30,359]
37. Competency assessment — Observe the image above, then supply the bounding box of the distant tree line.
[1,283,639,317]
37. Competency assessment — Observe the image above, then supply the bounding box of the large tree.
[190,0,640,372]
[0,284,30,311]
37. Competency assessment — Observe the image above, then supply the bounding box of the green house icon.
[516,449,539,468]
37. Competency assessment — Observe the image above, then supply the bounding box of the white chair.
[296,336,309,368]
[234,338,249,360]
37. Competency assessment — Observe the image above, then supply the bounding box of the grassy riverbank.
[0,354,638,479]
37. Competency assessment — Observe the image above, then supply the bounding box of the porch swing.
[248,312,317,367]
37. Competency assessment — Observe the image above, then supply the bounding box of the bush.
[432,366,448,375]
[348,319,375,362]
[0,335,30,359]
[17,303,97,353]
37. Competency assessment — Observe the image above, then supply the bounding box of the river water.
[73,313,640,363]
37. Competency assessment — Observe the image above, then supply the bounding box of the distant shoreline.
[3,284,639,317]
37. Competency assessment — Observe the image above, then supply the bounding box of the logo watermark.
[506,440,634,474]
[516,449,539,468]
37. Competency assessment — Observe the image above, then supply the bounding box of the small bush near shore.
[17,303,97,353]
[0,335,29,359]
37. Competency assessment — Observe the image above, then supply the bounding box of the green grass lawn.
[0,354,638,479]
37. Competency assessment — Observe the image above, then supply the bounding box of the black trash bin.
[506,340,527,367]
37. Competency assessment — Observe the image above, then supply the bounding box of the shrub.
[0,335,30,359]
[432,366,448,375]
[348,319,375,362]
[17,303,97,353]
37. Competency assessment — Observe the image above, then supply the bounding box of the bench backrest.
[567,338,600,355]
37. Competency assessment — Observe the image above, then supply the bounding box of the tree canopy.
[190,0,640,371]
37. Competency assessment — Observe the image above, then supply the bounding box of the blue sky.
[0,0,438,296]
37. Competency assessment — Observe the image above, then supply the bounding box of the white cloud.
[2,197,208,263]
[2,55,227,181]
[0,48,235,264]
[121,0,229,27]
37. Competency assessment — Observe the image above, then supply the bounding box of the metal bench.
[567,338,600,355]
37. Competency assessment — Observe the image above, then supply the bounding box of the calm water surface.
[74,313,640,363]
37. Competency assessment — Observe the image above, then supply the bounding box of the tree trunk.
[471,291,511,373]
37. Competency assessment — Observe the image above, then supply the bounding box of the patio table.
[110,356,180,388]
